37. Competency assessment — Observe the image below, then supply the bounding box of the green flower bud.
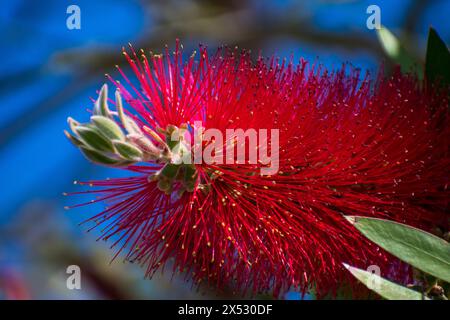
[160,163,180,179]
[184,165,197,181]
[157,179,171,192]
[185,181,195,192]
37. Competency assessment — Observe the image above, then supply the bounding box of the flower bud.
[157,179,171,192]
[160,163,180,179]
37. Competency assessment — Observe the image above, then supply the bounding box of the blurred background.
[0,0,449,299]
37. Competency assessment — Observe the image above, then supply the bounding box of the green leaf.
[80,147,120,166]
[112,140,143,161]
[126,134,159,155]
[74,126,114,153]
[64,130,83,147]
[91,115,125,141]
[376,26,422,79]
[343,264,428,300]
[67,117,80,132]
[425,27,450,86]
[346,216,450,283]
[115,89,142,135]
[93,84,111,117]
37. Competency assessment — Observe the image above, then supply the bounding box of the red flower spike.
[65,40,449,298]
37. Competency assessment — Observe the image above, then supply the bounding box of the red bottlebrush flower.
[65,41,449,297]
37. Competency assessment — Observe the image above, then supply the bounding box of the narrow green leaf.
[143,125,169,152]
[67,117,80,132]
[93,84,111,117]
[425,27,450,86]
[127,134,160,155]
[91,115,125,141]
[64,130,83,147]
[376,26,422,79]
[346,216,450,282]
[115,89,142,135]
[112,140,143,161]
[343,264,428,300]
[80,147,120,166]
[74,126,114,153]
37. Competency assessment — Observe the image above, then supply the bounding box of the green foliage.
[112,140,144,161]
[91,115,125,141]
[377,26,450,84]
[344,217,449,300]
[75,126,115,153]
[376,26,422,79]
[425,27,450,87]
[343,264,428,300]
[346,217,450,283]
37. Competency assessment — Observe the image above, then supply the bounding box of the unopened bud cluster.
[65,84,198,195]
